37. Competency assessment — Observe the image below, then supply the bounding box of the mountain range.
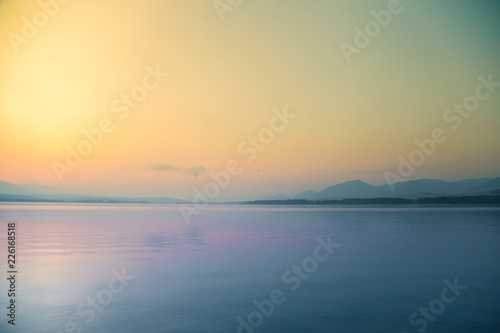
[0,180,186,204]
[262,177,500,201]
[1,177,499,204]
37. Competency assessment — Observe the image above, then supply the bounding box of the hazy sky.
[0,0,499,200]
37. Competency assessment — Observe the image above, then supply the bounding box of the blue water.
[0,204,499,332]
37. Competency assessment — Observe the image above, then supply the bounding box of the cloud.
[148,163,181,172]
[183,166,206,177]
[147,163,205,177]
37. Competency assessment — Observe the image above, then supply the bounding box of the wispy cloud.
[183,166,206,177]
[148,163,181,172]
[146,163,205,177]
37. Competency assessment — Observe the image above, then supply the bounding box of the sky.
[0,0,499,201]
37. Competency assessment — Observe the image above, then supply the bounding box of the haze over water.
[1,204,499,332]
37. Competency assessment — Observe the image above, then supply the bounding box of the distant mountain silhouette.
[0,180,42,196]
[261,193,290,201]
[249,196,500,205]
[262,177,500,200]
[2,177,499,204]
[315,179,379,199]
[18,182,66,195]
[0,180,186,204]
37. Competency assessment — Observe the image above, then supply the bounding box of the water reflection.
[183,226,204,246]
[0,204,498,333]
[145,232,176,250]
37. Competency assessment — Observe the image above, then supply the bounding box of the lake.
[0,204,499,332]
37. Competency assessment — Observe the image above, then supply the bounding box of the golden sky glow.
[1,0,499,200]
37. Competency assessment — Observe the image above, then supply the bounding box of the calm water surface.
[0,204,499,332]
